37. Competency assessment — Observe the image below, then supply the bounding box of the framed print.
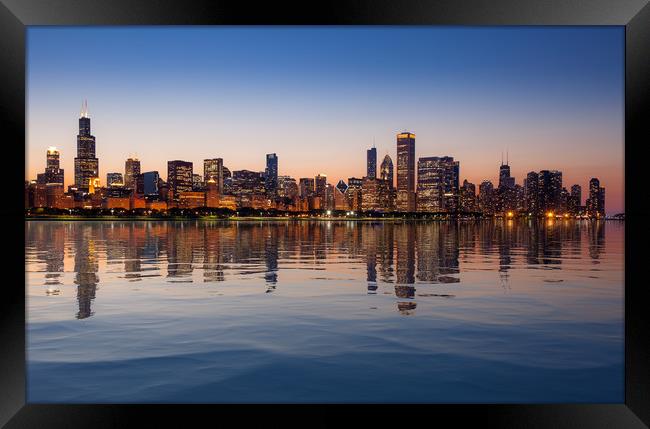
[2,0,650,427]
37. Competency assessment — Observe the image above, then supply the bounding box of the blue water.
[25,220,624,403]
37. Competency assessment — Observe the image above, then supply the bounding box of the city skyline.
[26,106,608,218]
[26,27,624,213]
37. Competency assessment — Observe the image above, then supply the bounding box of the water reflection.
[73,228,99,319]
[26,220,612,320]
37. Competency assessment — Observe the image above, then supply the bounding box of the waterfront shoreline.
[24,216,623,222]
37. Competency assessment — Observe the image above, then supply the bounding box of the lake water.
[25,220,624,403]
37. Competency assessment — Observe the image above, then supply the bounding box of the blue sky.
[26,26,624,213]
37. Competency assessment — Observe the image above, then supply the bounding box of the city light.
[26,109,608,218]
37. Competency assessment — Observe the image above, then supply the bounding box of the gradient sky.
[26,26,624,214]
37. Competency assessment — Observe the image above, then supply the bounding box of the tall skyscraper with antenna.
[499,150,514,189]
[73,100,99,192]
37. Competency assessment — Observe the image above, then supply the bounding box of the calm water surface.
[26,220,624,403]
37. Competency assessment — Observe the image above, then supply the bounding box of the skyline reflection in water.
[26,220,622,403]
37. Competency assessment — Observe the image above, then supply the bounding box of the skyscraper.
[568,184,582,215]
[460,180,477,213]
[315,174,327,198]
[498,161,515,189]
[167,160,193,200]
[497,157,516,213]
[106,172,123,187]
[396,132,416,212]
[37,147,64,185]
[278,176,299,200]
[73,100,99,192]
[336,179,348,194]
[538,170,562,213]
[361,177,392,212]
[525,171,539,214]
[231,170,265,196]
[265,153,279,195]
[380,154,394,188]
[299,178,315,198]
[222,166,232,193]
[587,178,605,217]
[479,180,495,215]
[346,177,363,211]
[193,174,204,190]
[367,147,377,179]
[125,157,141,190]
[203,158,224,193]
[142,171,160,196]
[570,184,582,205]
[416,156,459,213]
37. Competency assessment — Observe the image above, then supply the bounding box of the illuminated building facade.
[525,171,539,214]
[568,184,582,215]
[37,147,64,185]
[460,180,477,213]
[416,156,459,213]
[333,184,348,210]
[299,178,315,198]
[74,101,99,192]
[496,160,517,213]
[361,177,392,212]
[367,147,377,179]
[346,177,363,211]
[106,172,123,187]
[167,160,193,200]
[538,170,562,214]
[193,174,204,191]
[124,158,141,190]
[203,158,224,193]
[205,179,219,208]
[499,162,515,189]
[178,191,205,209]
[324,183,335,210]
[587,178,606,217]
[147,200,168,211]
[232,170,265,197]
[479,180,495,215]
[103,197,130,210]
[278,176,299,200]
[396,132,416,212]
[222,166,232,193]
[265,153,278,195]
[142,171,160,197]
[571,184,582,206]
[45,183,64,208]
[315,174,327,198]
[88,177,101,194]
[380,154,394,188]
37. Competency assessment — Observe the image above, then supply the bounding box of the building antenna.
[501,151,503,166]
[506,149,509,166]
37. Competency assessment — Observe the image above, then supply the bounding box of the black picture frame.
[3,0,649,427]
